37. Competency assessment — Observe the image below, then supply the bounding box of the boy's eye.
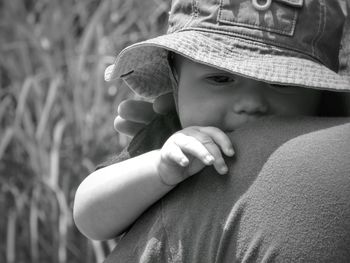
[205,75,235,85]
[270,84,298,93]
[270,84,287,89]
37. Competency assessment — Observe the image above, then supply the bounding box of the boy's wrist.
[157,171,177,187]
[153,150,180,187]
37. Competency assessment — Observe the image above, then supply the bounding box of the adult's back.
[104,116,350,262]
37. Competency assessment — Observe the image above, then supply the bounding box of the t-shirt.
[97,112,181,170]
[103,114,350,263]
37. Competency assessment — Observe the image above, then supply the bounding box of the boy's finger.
[172,133,215,165]
[162,142,189,167]
[114,116,146,137]
[212,157,229,175]
[153,93,176,114]
[182,130,228,175]
[118,100,156,123]
[201,141,228,175]
[198,127,234,156]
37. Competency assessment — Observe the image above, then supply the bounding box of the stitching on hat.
[126,30,322,64]
[180,0,196,28]
[311,0,324,58]
[289,9,298,35]
[168,1,195,32]
[218,0,223,24]
[178,27,323,64]
[193,0,199,18]
[217,0,298,36]
[218,13,297,36]
[314,0,327,63]
[277,0,303,7]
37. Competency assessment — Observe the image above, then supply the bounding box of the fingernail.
[180,158,188,166]
[205,155,215,164]
[226,148,235,156]
[221,166,228,174]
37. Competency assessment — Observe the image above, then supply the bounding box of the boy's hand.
[157,126,235,186]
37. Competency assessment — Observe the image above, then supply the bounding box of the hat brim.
[105,30,350,98]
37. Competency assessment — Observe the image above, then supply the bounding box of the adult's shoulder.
[104,116,350,263]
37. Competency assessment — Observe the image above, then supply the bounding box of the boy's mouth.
[223,115,266,132]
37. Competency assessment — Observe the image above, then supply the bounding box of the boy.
[74,0,350,244]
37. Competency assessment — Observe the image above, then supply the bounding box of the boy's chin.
[223,116,264,132]
[224,115,282,132]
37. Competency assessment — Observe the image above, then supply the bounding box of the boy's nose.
[231,86,269,115]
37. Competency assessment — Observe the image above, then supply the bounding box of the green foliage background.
[0,0,349,262]
[0,0,169,262]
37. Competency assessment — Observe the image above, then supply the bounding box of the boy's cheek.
[269,89,322,116]
[294,92,322,116]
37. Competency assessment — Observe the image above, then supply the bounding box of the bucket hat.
[105,0,350,98]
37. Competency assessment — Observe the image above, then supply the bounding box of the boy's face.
[174,55,322,131]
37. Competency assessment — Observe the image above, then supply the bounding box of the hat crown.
[168,0,346,71]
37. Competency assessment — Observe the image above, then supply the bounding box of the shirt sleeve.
[95,112,181,170]
[95,147,131,170]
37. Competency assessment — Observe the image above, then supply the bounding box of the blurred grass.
[0,0,169,262]
[0,1,349,263]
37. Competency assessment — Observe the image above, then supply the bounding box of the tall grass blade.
[14,77,33,127]
[91,240,105,263]
[55,189,71,263]
[36,76,62,141]
[49,119,66,188]
[6,209,16,263]
[0,128,14,160]
[0,96,12,121]
[29,188,39,263]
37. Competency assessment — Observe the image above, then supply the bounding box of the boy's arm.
[73,126,234,241]
[73,150,174,241]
